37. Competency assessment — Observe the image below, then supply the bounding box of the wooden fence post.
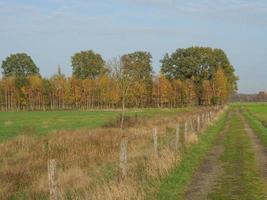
[184,121,188,143]
[190,118,194,133]
[202,113,205,126]
[210,110,213,121]
[119,138,128,178]
[175,124,180,151]
[152,127,158,158]
[197,115,200,132]
[48,159,58,200]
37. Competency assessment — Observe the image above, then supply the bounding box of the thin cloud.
[117,0,267,26]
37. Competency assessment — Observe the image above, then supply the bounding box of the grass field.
[242,104,267,147]
[0,111,116,139]
[244,103,267,126]
[0,106,203,199]
[3,104,267,199]
[0,107,194,141]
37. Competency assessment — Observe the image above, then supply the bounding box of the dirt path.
[172,110,267,200]
[182,117,231,200]
[240,112,267,180]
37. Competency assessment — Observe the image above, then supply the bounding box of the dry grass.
[0,107,223,200]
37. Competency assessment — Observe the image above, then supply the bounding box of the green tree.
[122,51,153,82]
[213,49,238,94]
[160,47,238,104]
[42,78,53,109]
[71,50,105,79]
[1,53,39,77]
[122,51,153,106]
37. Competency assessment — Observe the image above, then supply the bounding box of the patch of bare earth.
[182,116,231,200]
[240,113,267,180]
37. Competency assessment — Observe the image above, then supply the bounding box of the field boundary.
[240,112,267,180]
[155,110,228,200]
[242,108,267,146]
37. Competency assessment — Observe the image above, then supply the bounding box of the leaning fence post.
[119,138,128,178]
[48,159,58,200]
[210,111,214,121]
[197,115,200,132]
[175,124,180,151]
[190,119,194,133]
[184,121,188,144]
[202,113,205,126]
[152,127,158,158]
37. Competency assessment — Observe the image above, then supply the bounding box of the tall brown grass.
[0,107,224,199]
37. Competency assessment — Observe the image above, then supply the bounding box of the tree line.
[0,47,238,111]
[231,91,267,102]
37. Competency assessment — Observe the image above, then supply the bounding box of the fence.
[46,106,225,199]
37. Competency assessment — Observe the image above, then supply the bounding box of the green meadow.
[0,107,194,141]
[0,111,117,140]
[245,103,267,124]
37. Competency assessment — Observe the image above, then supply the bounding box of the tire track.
[240,112,267,180]
[182,114,231,200]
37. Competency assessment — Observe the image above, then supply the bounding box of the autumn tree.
[172,79,183,106]
[128,81,146,107]
[1,53,40,110]
[71,50,105,79]
[50,67,67,109]
[213,49,238,94]
[152,75,172,107]
[81,78,94,109]
[97,74,113,108]
[184,79,197,105]
[0,47,236,110]
[68,76,82,109]
[202,80,213,105]
[1,77,16,111]
[256,91,267,102]
[26,75,44,110]
[109,57,132,129]
[212,68,228,105]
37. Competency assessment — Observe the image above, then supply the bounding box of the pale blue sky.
[0,0,267,93]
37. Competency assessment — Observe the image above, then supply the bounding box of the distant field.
[0,111,117,141]
[0,107,194,141]
[244,103,267,126]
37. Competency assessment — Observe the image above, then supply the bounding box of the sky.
[0,0,267,93]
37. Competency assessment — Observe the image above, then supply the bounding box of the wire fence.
[46,106,226,199]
